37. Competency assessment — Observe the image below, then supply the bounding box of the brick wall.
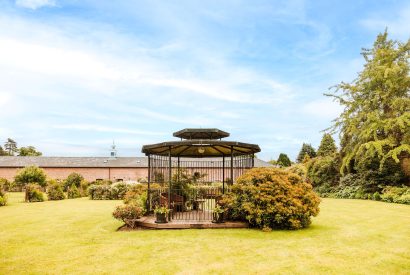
[0,167,148,182]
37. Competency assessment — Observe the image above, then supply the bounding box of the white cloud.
[52,124,165,136]
[302,97,343,119]
[0,16,294,105]
[361,5,410,40]
[0,92,11,107]
[15,0,56,10]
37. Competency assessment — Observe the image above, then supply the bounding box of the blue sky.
[0,0,409,161]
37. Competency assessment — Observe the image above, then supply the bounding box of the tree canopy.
[4,138,18,156]
[327,30,410,175]
[14,166,47,187]
[296,143,316,163]
[317,134,337,157]
[277,153,292,167]
[18,146,42,156]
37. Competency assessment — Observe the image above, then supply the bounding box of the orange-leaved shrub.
[220,167,320,230]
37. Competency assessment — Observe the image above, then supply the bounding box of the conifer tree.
[317,134,337,157]
[327,30,410,175]
[277,153,292,167]
[296,143,316,163]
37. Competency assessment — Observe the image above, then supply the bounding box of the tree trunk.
[399,155,410,183]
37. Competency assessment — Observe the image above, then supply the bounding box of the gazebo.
[141,128,260,221]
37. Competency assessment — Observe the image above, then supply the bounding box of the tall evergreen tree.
[277,153,292,167]
[327,30,410,175]
[4,138,17,156]
[317,134,337,157]
[296,143,316,163]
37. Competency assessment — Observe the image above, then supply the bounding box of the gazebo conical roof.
[142,128,260,157]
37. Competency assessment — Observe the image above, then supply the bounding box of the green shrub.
[63,173,84,191]
[307,155,340,188]
[112,204,145,228]
[88,183,133,200]
[332,185,362,199]
[124,184,147,205]
[220,167,321,230]
[0,178,14,192]
[381,186,410,205]
[15,166,47,188]
[110,182,130,200]
[286,164,307,181]
[25,184,45,202]
[354,189,366,200]
[88,184,112,200]
[47,181,65,200]
[373,192,381,201]
[80,180,89,197]
[67,184,81,199]
[0,188,7,206]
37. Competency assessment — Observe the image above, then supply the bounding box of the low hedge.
[88,183,132,200]
[316,184,410,205]
[88,185,112,200]
[380,186,410,204]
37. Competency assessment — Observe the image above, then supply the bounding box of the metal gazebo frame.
[141,128,260,220]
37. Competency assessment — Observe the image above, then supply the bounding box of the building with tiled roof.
[0,156,272,182]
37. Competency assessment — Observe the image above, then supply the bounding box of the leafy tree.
[317,134,337,157]
[18,146,42,156]
[14,166,47,187]
[296,143,316,163]
[307,155,341,188]
[277,153,291,167]
[327,30,410,176]
[4,138,17,156]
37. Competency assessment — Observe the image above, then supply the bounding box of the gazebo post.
[177,156,180,182]
[230,146,233,184]
[147,154,151,212]
[252,153,255,168]
[168,146,171,212]
[222,154,225,194]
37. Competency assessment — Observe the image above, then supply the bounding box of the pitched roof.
[0,156,272,168]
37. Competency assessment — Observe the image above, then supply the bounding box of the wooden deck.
[134,215,249,229]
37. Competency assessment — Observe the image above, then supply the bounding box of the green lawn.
[1,193,409,274]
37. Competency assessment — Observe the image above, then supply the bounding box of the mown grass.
[1,192,409,274]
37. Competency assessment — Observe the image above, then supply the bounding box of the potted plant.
[154,206,170,223]
[212,205,224,223]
